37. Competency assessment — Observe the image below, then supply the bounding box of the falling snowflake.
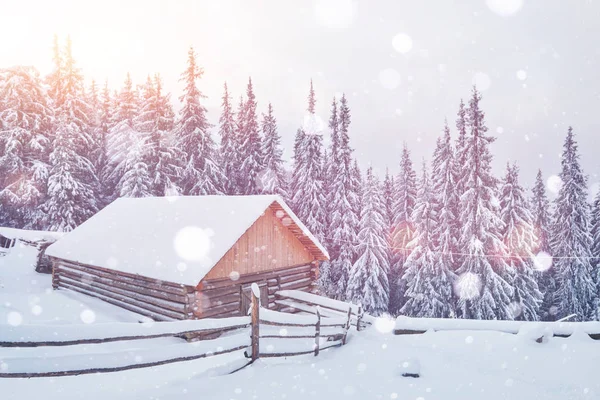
[392,33,413,54]
[173,226,213,262]
[80,309,96,324]
[486,0,523,16]
[7,311,22,326]
[454,272,482,300]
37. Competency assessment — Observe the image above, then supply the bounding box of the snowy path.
[2,327,598,399]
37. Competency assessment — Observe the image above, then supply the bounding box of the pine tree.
[46,34,63,106]
[456,87,513,320]
[591,188,600,320]
[259,103,287,197]
[323,96,339,250]
[219,82,239,195]
[382,168,395,231]
[43,38,98,230]
[290,83,326,244]
[0,66,53,228]
[238,78,263,195]
[107,73,152,199]
[93,81,112,206]
[431,121,460,274]
[137,74,178,196]
[551,127,596,321]
[500,163,542,321]
[346,167,390,316]
[531,169,557,320]
[454,99,468,199]
[351,158,363,219]
[388,143,417,315]
[175,48,223,196]
[401,161,455,318]
[327,94,359,299]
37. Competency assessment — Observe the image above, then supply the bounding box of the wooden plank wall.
[52,259,195,321]
[204,208,315,280]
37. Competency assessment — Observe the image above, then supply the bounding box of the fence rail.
[394,316,600,340]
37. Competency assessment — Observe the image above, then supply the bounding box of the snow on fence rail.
[394,316,600,340]
[0,332,250,378]
[274,289,374,329]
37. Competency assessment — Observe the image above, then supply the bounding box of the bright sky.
[2,0,599,196]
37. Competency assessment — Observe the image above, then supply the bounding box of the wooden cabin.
[45,195,329,321]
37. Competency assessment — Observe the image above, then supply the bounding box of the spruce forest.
[1,37,599,322]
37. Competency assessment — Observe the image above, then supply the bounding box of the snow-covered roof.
[45,195,328,286]
[0,227,64,243]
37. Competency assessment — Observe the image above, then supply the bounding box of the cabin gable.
[203,205,315,281]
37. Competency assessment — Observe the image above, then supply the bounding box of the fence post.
[342,306,352,345]
[314,306,321,356]
[356,305,363,332]
[250,283,260,361]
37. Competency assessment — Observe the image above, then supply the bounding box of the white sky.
[1,0,599,196]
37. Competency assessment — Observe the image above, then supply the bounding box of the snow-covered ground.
[3,327,598,400]
[0,241,141,325]
[1,240,598,399]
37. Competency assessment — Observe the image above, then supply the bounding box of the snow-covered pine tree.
[327,94,359,300]
[551,127,597,321]
[323,96,339,250]
[290,83,326,244]
[500,163,542,321]
[0,66,53,228]
[259,103,287,197]
[92,81,112,206]
[382,168,395,232]
[346,167,390,316]
[531,169,557,320]
[388,143,417,315]
[454,99,468,199]
[351,158,363,219]
[401,160,455,318]
[238,78,263,195]
[137,74,178,196]
[591,188,600,319]
[455,87,513,320]
[431,121,460,274]
[176,48,223,196]
[219,83,239,195]
[531,169,552,254]
[44,38,98,230]
[46,34,63,107]
[108,73,149,198]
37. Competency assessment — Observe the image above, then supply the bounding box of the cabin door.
[240,281,268,315]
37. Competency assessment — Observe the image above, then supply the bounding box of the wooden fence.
[246,284,352,360]
[274,289,374,330]
[0,286,364,378]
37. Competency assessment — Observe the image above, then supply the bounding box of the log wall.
[52,258,319,321]
[52,259,195,321]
